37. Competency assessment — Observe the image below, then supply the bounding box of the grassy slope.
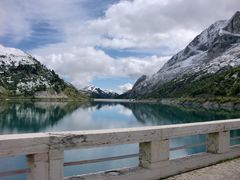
[143,67,240,103]
[0,62,89,101]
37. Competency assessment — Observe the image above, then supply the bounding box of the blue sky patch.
[92,77,135,91]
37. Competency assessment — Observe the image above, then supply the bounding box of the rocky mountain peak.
[0,44,87,100]
[121,11,240,99]
[0,44,27,57]
[0,44,37,66]
[83,85,119,99]
[133,75,147,88]
[224,11,240,34]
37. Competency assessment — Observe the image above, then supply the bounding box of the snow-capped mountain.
[0,45,36,66]
[83,85,119,99]
[122,11,240,98]
[0,44,87,100]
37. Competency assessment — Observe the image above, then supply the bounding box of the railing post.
[27,153,49,180]
[207,130,230,154]
[139,139,169,168]
[49,149,64,180]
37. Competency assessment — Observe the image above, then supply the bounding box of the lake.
[1,100,240,180]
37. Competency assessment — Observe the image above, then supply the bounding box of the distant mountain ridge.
[83,85,119,99]
[0,44,87,100]
[121,11,240,99]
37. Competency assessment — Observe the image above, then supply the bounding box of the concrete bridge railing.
[1,119,240,180]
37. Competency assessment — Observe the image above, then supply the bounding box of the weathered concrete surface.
[165,157,240,180]
[1,119,240,180]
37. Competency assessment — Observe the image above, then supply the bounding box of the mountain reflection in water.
[1,101,240,180]
[1,101,240,134]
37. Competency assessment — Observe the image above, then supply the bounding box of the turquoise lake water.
[0,101,240,180]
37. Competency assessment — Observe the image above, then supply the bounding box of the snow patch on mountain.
[0,45,36,66]
[0,44,27,56]
[123,11,240,98]
[83,85,119,99]
[0,44,86,99]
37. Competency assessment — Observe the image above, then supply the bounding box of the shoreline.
[0,97,89,102]
[1,97,240,111]
[94,97,240,111]
[93,98,160,104]
[158,97,240,111]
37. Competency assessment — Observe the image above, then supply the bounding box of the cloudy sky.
[0,0,239,93]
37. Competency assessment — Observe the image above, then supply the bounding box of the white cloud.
[116,105,133,116]
[70,0,240,52]
[0,0,87,44]
[1,0,240,90]
[33,45,113,87]
[1,0,240,49]
[32,44,169,88]
[119,83,133,93]
[0,1,31,43]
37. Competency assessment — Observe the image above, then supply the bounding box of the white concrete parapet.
[1,119,240,179]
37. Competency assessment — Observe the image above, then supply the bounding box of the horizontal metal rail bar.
[0,168,30,177]
[0,154,139,177]
[64,153,139,167]
[170,142,206,151]
[230,136,240,141]
[66,146,240,180]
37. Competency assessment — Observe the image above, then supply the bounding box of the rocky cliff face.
[0,44,87,100]
[123,11,240,98]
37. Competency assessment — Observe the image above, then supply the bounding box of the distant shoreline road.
[93,98,240,111]
[93,98,135,102]
[93,98,154,103]
[93,98,160,104]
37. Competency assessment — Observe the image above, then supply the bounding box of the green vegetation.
[63,86,89,101]
[0,60,88,101]
[144,67,240,100]
[177,96,240,104]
